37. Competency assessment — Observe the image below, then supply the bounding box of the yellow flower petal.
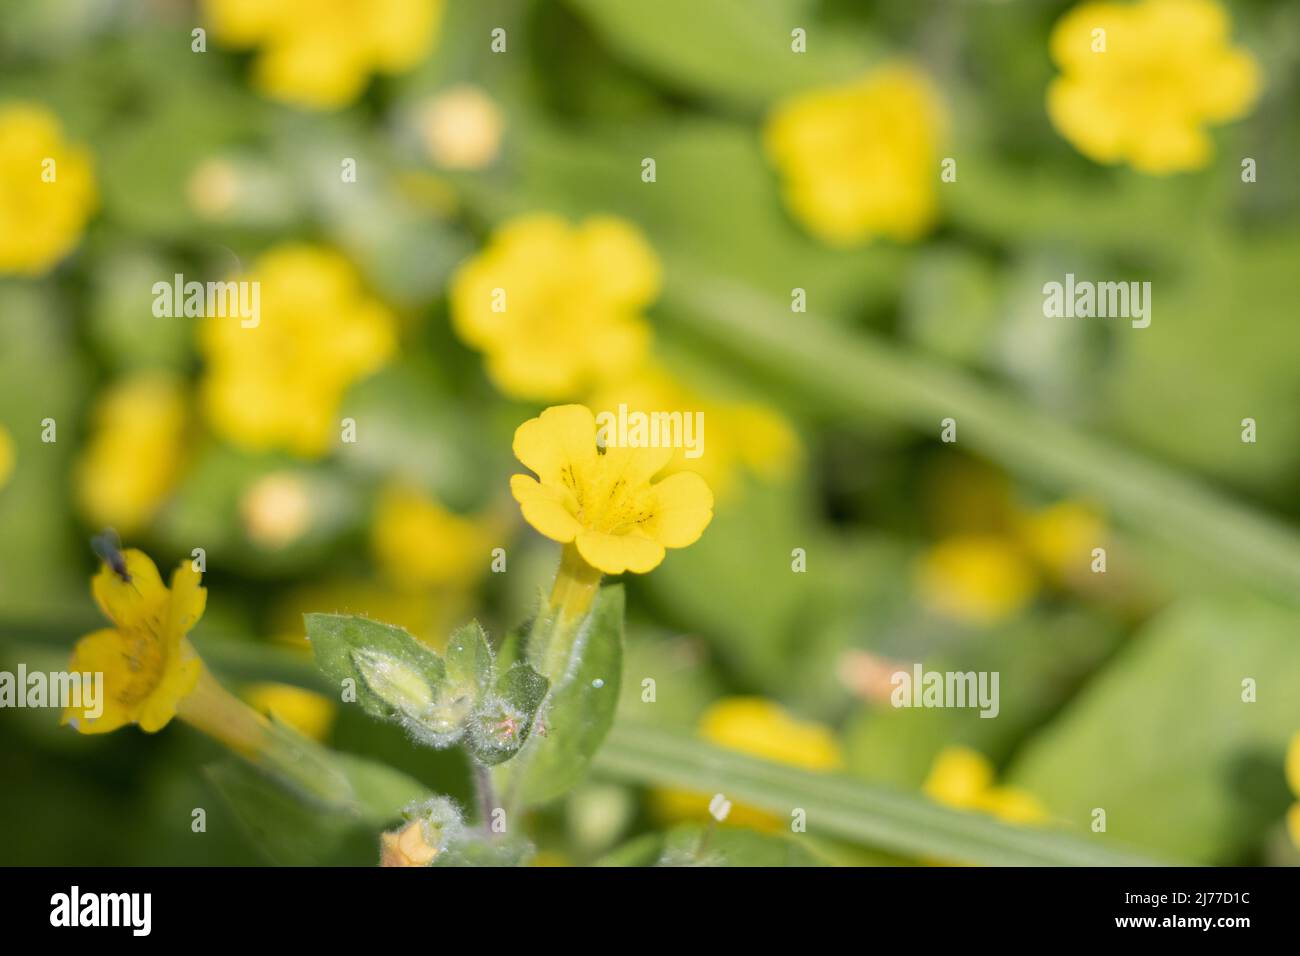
[167,562,208,636]
[1194,48,1260,121]
[198,244,396,456]
[764,63,943,245]
[914,535,1038,625]
[136,656,202,733]
[977,786,1047,824]
[0,103,97,275]
[0,425,14,490]
[449,215,659,400]
[923,746,995,809]
[91,549,167,632]
[577,216,662,307]
[699,697,843,770]
[654,697,841,830]
[1046,0,1260,173]
[62,628,134,735]
[575,530,665,575]
[512,404,598,487]
[243,682,336,742]
[647,471,714,548]
[205,0,442,110]
[511,474,582,543]
[1285,732,1300,798]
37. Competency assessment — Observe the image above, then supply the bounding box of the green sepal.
[494,584,624,806]
[466,662,549,766]
[305,612,452,745]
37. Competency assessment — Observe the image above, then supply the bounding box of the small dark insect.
[90,528,132,584]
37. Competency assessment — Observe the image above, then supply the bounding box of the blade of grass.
[661,269,1300,599]
[594,721,1172,866]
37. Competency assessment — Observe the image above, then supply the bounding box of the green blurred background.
[1,0,1298,866]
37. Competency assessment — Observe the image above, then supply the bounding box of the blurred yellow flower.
[75,374,188,535]
[924,746,1046,825]
[1286,732,1300,850]
[0,424,14,490]
[655,697,843,830]
[590,362,800,502]
[243,682,335,742]
[450,214,659,400]
[372,483,495,591]
[1047,0,1260,173]
[199,245,397,457]
[914,535,1038,625]
[240,471,314,550]
[0,102,96,275]
[204,0,443,110]
[764,63,943,246]
[1017,500,1106,583]
[511,404,713,575]
[186,158,242,219]
[63,551,205,735]
[418,85,504,170]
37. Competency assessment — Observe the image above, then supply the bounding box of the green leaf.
[444,620,494,708]
[305,612,451,744]
[496,585,625,807]
[599,824,828,867]
[564,0,872,110]
[206,750,428,866]
[1007,596,1300,864]
[593,722,1171,866]
[660,270,1300,600]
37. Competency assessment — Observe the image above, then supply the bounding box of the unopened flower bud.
[380,820,440,867]
[351,647,436,721]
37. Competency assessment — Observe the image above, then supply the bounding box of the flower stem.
[472,762,498,835]
[500,545,603,816]
[177,665,269,757]
[178,664,353,807]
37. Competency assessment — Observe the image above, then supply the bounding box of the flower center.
[115,623,168,707]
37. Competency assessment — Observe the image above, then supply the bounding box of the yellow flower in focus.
[418,85,504,170]
[764,63,943,246]
[450,215,659,400]
[372,484,495,591]
[199,245,397,456]
[590,362,801,502]
[924,746,1046,825]
[243,682,335,742]
[1286,732,1300,850]
[914,534,1038,625]
[63,551,206,735]
[654,697,843,830]
[0,425,14,490]
[510,405,713,575]
[75,374,188,536]
[1047,0,1260,173]
[0,102,96,275]
[204,0,443,110]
